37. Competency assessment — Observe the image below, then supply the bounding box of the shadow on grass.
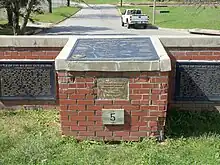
[165,109,220,138]
[0,23,43,35]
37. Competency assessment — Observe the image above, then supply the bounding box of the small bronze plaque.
[97,78,129,100]
[102,109,124,125]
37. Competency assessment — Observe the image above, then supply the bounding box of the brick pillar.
[58,71,169,141]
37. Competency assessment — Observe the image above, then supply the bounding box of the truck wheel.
[127,24,131,29]
[144,25,147,29]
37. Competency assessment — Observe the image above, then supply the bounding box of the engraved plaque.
[68,38,159,61]
[97,78,129,100]
[175,62,220,101]
[0,61,56,100]
[102,109,124,125]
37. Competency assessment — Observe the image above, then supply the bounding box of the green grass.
[32,6,81,23]
[74,0,154,4]
[119,6,220,30]
[1,109,220,164]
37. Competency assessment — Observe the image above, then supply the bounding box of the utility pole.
[152,0,156,24]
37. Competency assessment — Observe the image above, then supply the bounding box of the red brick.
[103,105,122,109]
[130,94,142,100]
[85,78,94,82]
[131,100,140,105]
[60,116,69,121]
[46,51,59,56]
[213,51,220,55]
[60,105,68,111]
[61,126,71,131]
[59,94,68,99]
[129,84,142,88]
[160,72,169,76]
[96,131,112,137]
[77,100,94,105]
[191,55,207,60]
[68,84,77,88]
[143,95,150,99]
[4,51,11,56]
[78,111,94,116]
[150,111,165,117]
[140,105,150,110]
[151,95,159,100]
[149,121,158,127]
[76,83,86,88]
[62,131,78,136]
[76,89,93,94]
[78,121,95,126]
[122,105,140,110]
[141,116,158,122]
[142,84,159,88]
[58,74,67,78]
[199,51,213,55]
[152,78,168,83]
[152,100,167,105]
[159,106,167,111]
[87,126,104,131]
[87,105,102,111]
[86,95,95,99]
[87,116,101,121]
[139,89,150,94]
[186,51,200,55]
[71,116,86,121]
[134,77,150,83]
[147,72,160,76]
[130,126,139,131]
[86,83,94,88]
[131,111,149,116]
[78,131,95,136]
[149,106,159,110]
[140,100,149,105]
[113,100,130,105]
[69,105,86,111]
[75,77,86,82]
[59,99,76,105]
[130,132,147,136]
[131,116,139,123]
[114,131,129,137]
[64,89,76,94]
[62,121,78,126]
[69,94,85,99]
[175,55,191,60]
[95,100,112,105]
[86,72,102,77]
[139,126,151,131]
[71,126,86,131]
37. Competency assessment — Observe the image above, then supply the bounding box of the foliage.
[1,109,220,164]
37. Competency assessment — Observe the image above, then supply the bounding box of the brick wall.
[0,47,62,110]
[0,47,62,60]
[167,47,220,111]
[58,71,169,141]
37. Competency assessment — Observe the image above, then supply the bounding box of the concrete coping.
[55,35,171,72]
[159,36,220,47]
[0,36,69,47]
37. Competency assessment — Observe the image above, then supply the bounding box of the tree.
[0,0,44,35]
[67,0,70,7]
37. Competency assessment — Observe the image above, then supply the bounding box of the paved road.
[41,4,192,36]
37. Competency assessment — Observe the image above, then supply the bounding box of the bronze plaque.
[97,78,129,100]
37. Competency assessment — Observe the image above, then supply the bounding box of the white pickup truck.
[121,9,149,29]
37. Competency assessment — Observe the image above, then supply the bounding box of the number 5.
[110,112,116,121]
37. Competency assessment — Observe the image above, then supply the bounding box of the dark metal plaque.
[0,61,56,100]
[68,38,159,61]
[97,78,129,100]
[102,109,124,125]
[175,62,220,101]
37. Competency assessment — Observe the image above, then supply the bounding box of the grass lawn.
[32,6,81,23]
[74,0,153,4]
[119,6,220,30]
[1,109,220,164]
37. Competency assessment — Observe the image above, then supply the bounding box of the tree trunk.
[67,0,70,7]
[20,0,35,34]
[11,1,20,35]
[48,0,52,13]
[6,6,13,26]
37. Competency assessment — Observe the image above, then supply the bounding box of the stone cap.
[0,36,68,47]
[55,36,171,72]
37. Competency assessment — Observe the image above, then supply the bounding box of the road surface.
[41,4,192,36]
